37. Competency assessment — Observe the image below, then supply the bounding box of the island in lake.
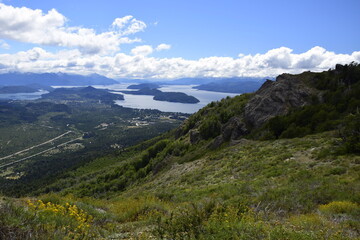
[123,84,199,104]
[153,91,199,103]
[126,83,160,90]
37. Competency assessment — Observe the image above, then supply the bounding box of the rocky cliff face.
[209,116,249,149]
[180,72,318,148]
[208,73,317,147]
[244,74,314,128]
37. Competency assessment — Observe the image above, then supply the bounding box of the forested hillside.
[1,63,359,239]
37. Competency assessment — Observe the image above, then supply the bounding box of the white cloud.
[112,16,133,29]
[0,4,145,54]
[0,46,358,79]
[112,15,146,35]
[131,45,153,56]
[156,43,171,51]
[0,3,358,79]
[261,47,293,69]
[352,51,360,62]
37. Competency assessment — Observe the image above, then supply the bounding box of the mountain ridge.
[193,79,265,93]
[0,72,118,86]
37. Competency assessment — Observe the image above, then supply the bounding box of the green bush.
[199,116,221,139]
[154,201,259,239]
[339,113,360,153]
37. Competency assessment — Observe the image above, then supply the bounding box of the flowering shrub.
[27,199,95,239]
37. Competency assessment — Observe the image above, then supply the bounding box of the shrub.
[0,199,99,240]
[319,201,360,216]
[27,199,96,239]
[153,201,267,239]
[339,113,360,153]
[326,167,347,176]
[109,196,167,223]
[199,116,221,139]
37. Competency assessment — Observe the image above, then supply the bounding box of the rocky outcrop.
[209,135,225,149]
[184,72,318,149]
[222,117,248,141]
[189,129,201,144]
[244,74,314,128]
[207,117,249,149]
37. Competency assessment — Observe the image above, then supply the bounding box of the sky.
[0,0,359,80]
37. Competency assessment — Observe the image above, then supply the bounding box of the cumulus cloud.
[0,46,358,79]
[112,15,147,35]
[353,51,360,62]
[156,43,171,51]
[131,45,153,56]
[0,4,145,54]
[0,4,358,79]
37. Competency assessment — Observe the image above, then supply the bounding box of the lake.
[0,84,237,114]
[103,84,237,114]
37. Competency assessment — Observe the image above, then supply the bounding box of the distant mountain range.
[116,77,271,86]
[159,77,270,85]
[0,73,269,95]
[0,72,118,86]
[124,77,268,94]
[193,80,266,93]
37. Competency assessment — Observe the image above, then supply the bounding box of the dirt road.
[0,136,82,169]
[0,131,73,161]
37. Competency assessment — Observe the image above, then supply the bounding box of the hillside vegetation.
[1,63,360,239]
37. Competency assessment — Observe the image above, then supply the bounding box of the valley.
[0,63,359,239]
[0,98,186,196]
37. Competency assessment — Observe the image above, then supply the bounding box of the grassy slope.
[1,64,360,239]
[2,131,359,239]
[126,132,360,208]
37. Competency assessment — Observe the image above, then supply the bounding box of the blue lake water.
[101,84,237,114]
[0,84,238,114]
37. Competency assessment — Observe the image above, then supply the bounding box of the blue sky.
[0,0,359,79]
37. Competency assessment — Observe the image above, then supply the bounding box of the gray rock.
[208,135,224,149]
[244,74,314,128]
[189,129,201,144]
[222,117,248,141]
